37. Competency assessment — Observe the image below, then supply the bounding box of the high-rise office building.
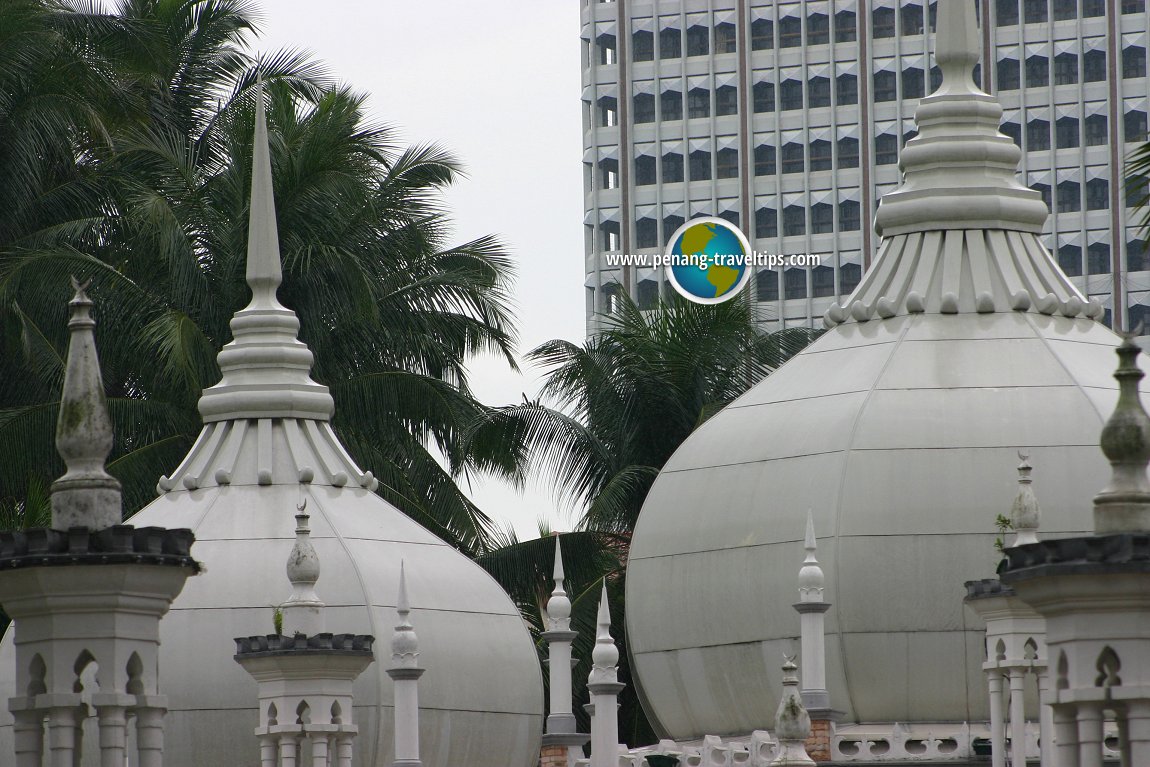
[580,0,1150,333]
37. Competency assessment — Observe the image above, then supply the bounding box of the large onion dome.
[625,2,1142,739]
[0,89,543,767]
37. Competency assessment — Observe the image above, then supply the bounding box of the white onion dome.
[625,1,1143,739]
[0,86,542,767]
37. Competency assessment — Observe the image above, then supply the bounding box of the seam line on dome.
[727,382,1108,411]
[1021,311,1110,424]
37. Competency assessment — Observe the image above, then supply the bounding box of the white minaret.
[794,511,831,713]
[387,562,425,767]
[768,657,816,767]
[588,581,623,767]
[544,534,576,733]
[1010,452,1041,547]
[0,281,200,767]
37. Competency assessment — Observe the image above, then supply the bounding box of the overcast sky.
[256,2,586,539]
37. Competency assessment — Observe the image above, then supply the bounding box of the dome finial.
[391,560,420,665]
[1093,334,1150,533]
[934,0,980,97]
[590,580,618,682]
[546,533,572,631]
[245,75,284,312]
[770,655,816,766]
[1010,451,1041,545]
[798,510,825,601]
[51,278,122,530]
[282,498,325,634]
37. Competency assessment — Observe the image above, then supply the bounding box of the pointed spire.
[1093,334,1150,533]
[770,656,816,766]
[1010,451,1041,545]
[546,533,572,631]
[390,561,421,669]
[589,580,619,684]
[797,511,825,602]
[51,278,122,530]
[196,78,334,424]
[281,499,325,634]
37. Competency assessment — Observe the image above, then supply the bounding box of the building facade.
[580,0,1150,333]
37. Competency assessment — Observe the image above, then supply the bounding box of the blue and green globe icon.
[665,217,753,304]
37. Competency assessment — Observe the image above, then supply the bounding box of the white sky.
[256,2,586,539]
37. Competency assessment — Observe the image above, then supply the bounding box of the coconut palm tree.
[0,0,517,555]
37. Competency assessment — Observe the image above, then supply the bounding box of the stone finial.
[50,278,122,530]
[934,0,980,97]
[1093,334,1150,533]
[196,77,334,424]
[589,580,618,684]
[1010,452,1041,545]
[797,511,825,602]
[390,561,421,669]
[547,533,572,632]
[281,499,325,634]
[769,657,816,766]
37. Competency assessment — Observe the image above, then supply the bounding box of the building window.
[1032,182,1052,210]
[811,203,834,234]
[840,263,862,294]
[781,79,804,110]
[1088,242,1111,274]
[660,27,681,59]
[1127,177,1149,208]
[599,159,619,190]
[601,221,620,251]
[688,87,710,119]
[1024,0,1048,23]
[997,0,1019,25]
[1058,244,1083,276]
[1124,0,1146,13]
[838,137,860,168]
[809,77,831,108]
[874,71,897,102]
[661,89,682,121]
[807,13,830,45]
[973,63,982,88]
[1027,119,1050,150]
[634,93,655,124]
[1127,110,1149,142]
[784,267,808,299]
[715,22,737,54]
[1129,239,1148,271]
[1083,50,1106,82]
[752,19,773,50]
[717,148,739,179]
[780,16,802,48]
[873,7,895,38]
[1131,305,1150,332]
[837,74,858,105]
[689,149,711,181]
[902,3,924,35]
[633,31,654,62]
[1025,55,1049,87]
[755,145,776,175]
[783,206,806,237]
[1087,178,1109,210]
[875,134,898,165]
[998,59,1020,90]
[1083,0,1104,15]
[636,218,659,248]
[930,65,943,92]
[1056,117,1080,149]
[687,25,709,56]
[598,96,618,127]
[1057,180,1081,212]
[662,152,684,183]
[719,209,739,227]
[1124,46,1147,79]
[810,140,832,171]
[1001,121,1022,147]
[637,279,659,310]
[754,82,775,112]
[835,10,857,42]
[1054,0,1077,19]
[598,34,617,65]
[716,85,738,116]
[663,214,685,236]
[756,208,778,238]
[1054,52,1078,85]
[757,269,779,300]
[903,68,926,99]
[812,265,835,297]
[1085,114,1107,146]
[840,199,861,231]
[782,143,805,174]
[635,155,657,186]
